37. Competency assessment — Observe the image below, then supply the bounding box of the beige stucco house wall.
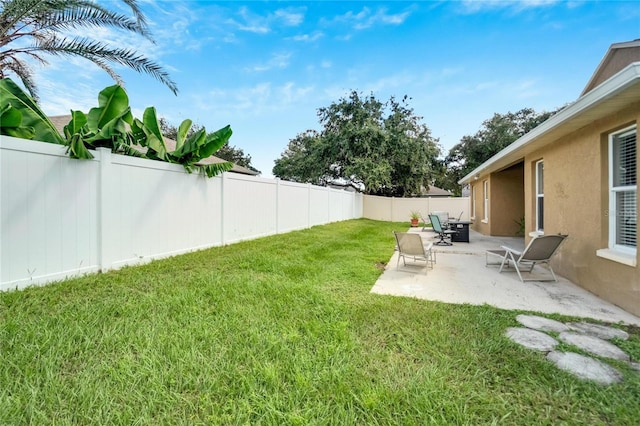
[461,40,640,316]
[469,164,524,237]
[523,103,639,314]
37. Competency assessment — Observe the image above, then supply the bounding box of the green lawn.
[1,219,638,425]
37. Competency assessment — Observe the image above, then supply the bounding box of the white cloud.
[460,0,560,13]
[440,67,465,77]
[144,2,229,52]
[616,1,640,21]
[291,31,324,42]
[190,81,316,119]
[274,9,305,26]
[37,75,106,116]
[280,82,314,104]
[330,6,413,31]
[510,79,540,99]
[245,53,292,72]
[362,72,417,94]
[223,33,239,44]
[230,5,306,34]
[445,78,541,100]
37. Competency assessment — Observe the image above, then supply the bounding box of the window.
[483,180,489,222]
[471,185,476,219]
[536,160,544,232]
[608,126,636,254]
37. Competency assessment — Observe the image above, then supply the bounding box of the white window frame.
[608,125,636,256]
[482,180,489,222]
[535,160,544,232]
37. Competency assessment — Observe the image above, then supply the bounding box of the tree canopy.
[273,91,440,196]
[0,0,177,100]
[436,107,561,195]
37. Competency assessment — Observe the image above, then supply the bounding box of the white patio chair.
[393,231,435,273]
[486,234,568,282]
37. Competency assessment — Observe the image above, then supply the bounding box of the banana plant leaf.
[86,85,132,132]
[175,119,193,152]
[199,125,233,159]
[86,107,133,149]
[66,133,94,159]
[1,104,21,127]
[131,107,168,160]
[169,125,232,164]
[0,78,64,144]
[169,127,206,163]
[2,79,234,179]
[63,111,88,139]
[0,104,35,139]
[196,162,234,178]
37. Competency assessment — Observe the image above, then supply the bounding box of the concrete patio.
[371,227,640,326]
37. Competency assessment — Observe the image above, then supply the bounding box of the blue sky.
[34,0,640,177]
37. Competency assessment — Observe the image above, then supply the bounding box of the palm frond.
[120,0,148,29]
[0,0,176,96]
[36,36,178,95]
[42,4,152,40]
[0,0,44,36]
[1,55,39,100]
[81,55,124,87]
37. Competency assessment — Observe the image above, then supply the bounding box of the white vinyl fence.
[363,194,470,223]
[0,136,363,291]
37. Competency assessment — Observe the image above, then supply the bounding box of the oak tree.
[273,91,440,196]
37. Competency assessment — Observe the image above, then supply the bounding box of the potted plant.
[410,211,421,227]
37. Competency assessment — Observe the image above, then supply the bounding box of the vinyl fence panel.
[1,138,100,286]
[1,136,362,291]
[310,185,331,225]
[278,180,312,234]
[362,194,471,223]
[222,173,279,243]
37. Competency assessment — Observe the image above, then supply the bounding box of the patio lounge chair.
[428,214,457,246]
[486,234,568,282]
[393,231,435,273]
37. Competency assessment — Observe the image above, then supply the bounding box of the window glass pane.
[472,187,476,217]
[483,181,488,220]
[537,196,544,231]
[613,132,636,187]
[537,161,544,195]
[616,190,636,247]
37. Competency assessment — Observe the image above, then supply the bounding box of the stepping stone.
[558,332,630,362]
[631,362,640,373]
[567,322,629,341]
[547,351,623,385]
[516,315,570,333]
[506,327,558,352]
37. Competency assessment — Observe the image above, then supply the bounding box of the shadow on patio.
[372,227,640,326]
